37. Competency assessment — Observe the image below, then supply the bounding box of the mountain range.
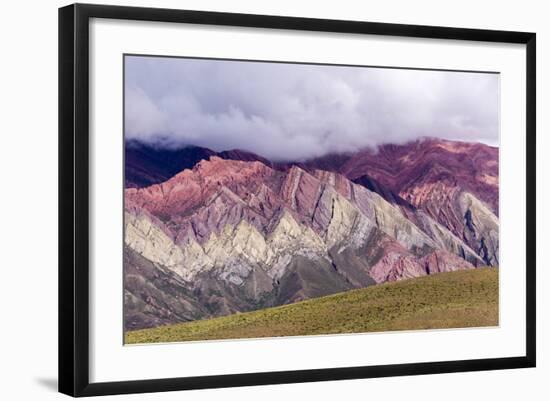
[124,138,499,331]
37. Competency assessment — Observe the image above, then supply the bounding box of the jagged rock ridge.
[124,146,498,330]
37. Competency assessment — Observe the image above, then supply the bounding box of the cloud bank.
[125,56,499,161]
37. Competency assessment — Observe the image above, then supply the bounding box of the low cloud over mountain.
[125,56,499,161]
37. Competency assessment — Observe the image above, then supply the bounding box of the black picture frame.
[59,3,536,397]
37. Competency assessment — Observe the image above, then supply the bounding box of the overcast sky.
[124,55,499,161]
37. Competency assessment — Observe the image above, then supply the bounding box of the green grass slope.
[125,267,498,344]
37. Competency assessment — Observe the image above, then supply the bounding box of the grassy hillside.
[125,267,498,344]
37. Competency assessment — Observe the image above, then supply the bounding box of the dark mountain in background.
[217,149,273,165]
[125,141,216,188]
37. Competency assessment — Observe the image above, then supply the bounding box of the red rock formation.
[339,138,498,215]
[422,250,474,275]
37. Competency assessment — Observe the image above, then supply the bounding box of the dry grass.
[126,267,498,344]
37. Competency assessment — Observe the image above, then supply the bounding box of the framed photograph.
[59,3,536,397]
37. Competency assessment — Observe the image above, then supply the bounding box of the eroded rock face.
[413,210,485,267]
[422,250,475,275]
[123,153,498,330]
[124,211,184,270]
[370,251,427,284]
[339,138,499,216]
